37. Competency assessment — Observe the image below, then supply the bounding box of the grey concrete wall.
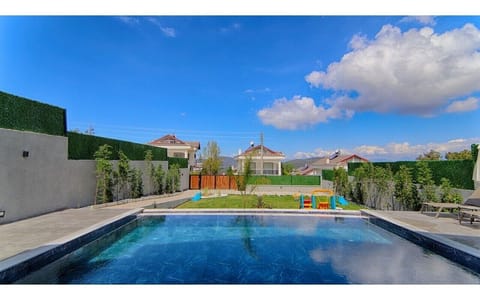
[179,168,189,191]
[0,129,188,224]
[0,129,72,224]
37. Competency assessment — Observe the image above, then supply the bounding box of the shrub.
[349,160,474,189]
[439,178,463,204]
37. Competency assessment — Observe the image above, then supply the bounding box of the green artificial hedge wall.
[247,175,321,185]
[167,157,188,169]
[348,160,474,190]
[68,132,167,161]
[473,144,479,162]
[0,91,66,136]
[322,169,334,181]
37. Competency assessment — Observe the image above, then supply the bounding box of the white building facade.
[235,145,285,176]
[148,134,200,168]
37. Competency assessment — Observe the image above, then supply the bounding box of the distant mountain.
[197,156,236,173]
[285,157,322,169]
[220,156,236,172]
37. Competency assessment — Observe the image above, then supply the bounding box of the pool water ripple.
[16,214,480,284]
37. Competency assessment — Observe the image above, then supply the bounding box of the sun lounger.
[421,188,480,220]
[458,196,480,224]
[420,202,461,218]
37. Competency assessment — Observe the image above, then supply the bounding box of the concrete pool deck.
[1,190,480,281]
[0,190,197,262]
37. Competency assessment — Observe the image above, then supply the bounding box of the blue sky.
[1,14,479,161]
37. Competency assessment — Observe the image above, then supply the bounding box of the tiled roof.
[148,135,199,149]
[185,141,201,150]
[148,134,187,145]
[312,154,368,166]
[236,145,284,157]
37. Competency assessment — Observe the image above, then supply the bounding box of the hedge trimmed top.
[0,91,66,136]
[68,132,168,161]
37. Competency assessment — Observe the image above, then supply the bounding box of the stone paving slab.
[0,191,196,262]
[366,210,480,250]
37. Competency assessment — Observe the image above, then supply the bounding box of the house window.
[263,162,274,170]
[173,152,186,158]
[249,162,257,174]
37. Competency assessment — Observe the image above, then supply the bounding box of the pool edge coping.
[362,209,480,274]
[0,208,142,283]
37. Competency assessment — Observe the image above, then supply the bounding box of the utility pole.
[260,132,264,176]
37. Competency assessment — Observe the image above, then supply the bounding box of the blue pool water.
[18,214,480,284]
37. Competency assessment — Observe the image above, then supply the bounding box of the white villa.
[235,144,285,176]
[148,134,200,169]
[299,153,369,175]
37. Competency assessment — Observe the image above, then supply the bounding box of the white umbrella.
[473,145,480,189]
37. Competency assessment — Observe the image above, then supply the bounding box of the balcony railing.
[252,169,279,175]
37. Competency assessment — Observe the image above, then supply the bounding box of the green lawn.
[176,194,364,210]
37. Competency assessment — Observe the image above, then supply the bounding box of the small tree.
[94,144,114,204]
[117,150,131,199]
[372,165,394,210]
[226,166,234,177]
[333,167,350,198]
[153,164,165,194]
[439,178,463,203]
[445,149,472,160]
[130,168,143,198]
[416,149,441,161]
[281,163,294,175]
[394,165,420,210]
[144,150,155,195]
[236,154,253,195]
[416,160,437,203]
[166,163,181,193]
[351,163,394,210]
[202,141,222,175]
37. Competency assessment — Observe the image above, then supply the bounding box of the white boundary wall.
[0,129,189,224]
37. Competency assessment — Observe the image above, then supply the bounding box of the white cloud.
[221,22,242,33]
[160,27,176,37]
[257,96,353,130]
[293,137,479,161]
[445,97,479,113]
[348,34,368,50]
[116,16,140,25]
[293,148,338,159]
[305,23,480,117]
[358,138,478,160]
[244,87,271,94]
[354,145,387,155]
[147,17,176,37]
[400,16,437,26]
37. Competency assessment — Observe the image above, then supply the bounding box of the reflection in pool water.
[17,215,480,284]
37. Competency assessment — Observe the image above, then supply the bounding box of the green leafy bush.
[0,91,66,136]
[348,160,474,189]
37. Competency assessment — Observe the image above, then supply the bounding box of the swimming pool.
[16,214,480,284]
